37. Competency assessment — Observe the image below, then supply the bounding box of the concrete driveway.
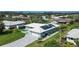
[2,33,38,47]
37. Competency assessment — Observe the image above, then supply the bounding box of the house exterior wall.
[41,27,59,38]
[5,24,25,30]
[25,23,59,39]
[5,25,16,29]
[28,31,41,38]
[28,27,59,38]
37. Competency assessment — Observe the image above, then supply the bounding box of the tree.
[0,22,5,33]
[68,14,79,22]
[59,24,68,44]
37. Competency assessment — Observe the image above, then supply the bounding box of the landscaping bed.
[0,29,25,46]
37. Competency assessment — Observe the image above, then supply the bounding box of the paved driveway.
[2,33,38,47]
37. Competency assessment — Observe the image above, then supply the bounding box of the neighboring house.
[58,15,69,18]
[51,15,72,24]
[53,18,72,24]
[51,15,58,19]
[12,15,24,18]
[3,20,26,29]
[12,15,30,19]
[25,23,59,38]
[66,29,79,45]
[51,15,68,19]
[42,16,48,20]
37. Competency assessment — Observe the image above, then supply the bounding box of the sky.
[0,0,79,11]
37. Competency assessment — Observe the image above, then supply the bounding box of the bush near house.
[63,41,75,47]
[74,39,79,47]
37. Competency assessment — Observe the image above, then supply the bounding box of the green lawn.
[27,32,60,47]
[0,29,25,46]
[27,22,79,47]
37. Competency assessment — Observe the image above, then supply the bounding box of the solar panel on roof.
[41,24,54,30]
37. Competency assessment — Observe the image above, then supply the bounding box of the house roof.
[53,16,72,23]
[55,18,72,22]
[3,20,25,26]
[67,29,79,39]
[25,23,56,33]
[25,23,46,28]
[29,25,55,33]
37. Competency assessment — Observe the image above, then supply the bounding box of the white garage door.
[28,31,40,38]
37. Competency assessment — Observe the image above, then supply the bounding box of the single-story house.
[52,16,72,24]
[66,29,79,45]
[58,15,69,18]
[12,15,25,18]
[42,16,48,20]
[12,15,30,20]
[25,23,59,38]
[54,18,72,24]
[3,20,26,29]
[51,16,60,20]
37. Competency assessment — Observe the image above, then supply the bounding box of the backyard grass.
[0,29,25,46]
[27,22,79,47]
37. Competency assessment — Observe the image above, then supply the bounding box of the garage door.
[28,31,40,38]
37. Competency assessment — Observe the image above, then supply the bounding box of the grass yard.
[27,32,60,47]
[0,29,25,46]
[27,22,79,47]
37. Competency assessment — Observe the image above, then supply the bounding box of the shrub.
[64,41,74,47]
[44,40,60,47]
[74,39,79,47]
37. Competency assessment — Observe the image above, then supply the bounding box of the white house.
[12,15,24,18]
[66,29,79,45]
[3,20,25,29]
[42,16,47,20]
[25,23,59,38]
[12,15,30,19]
[51,15,60,19]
